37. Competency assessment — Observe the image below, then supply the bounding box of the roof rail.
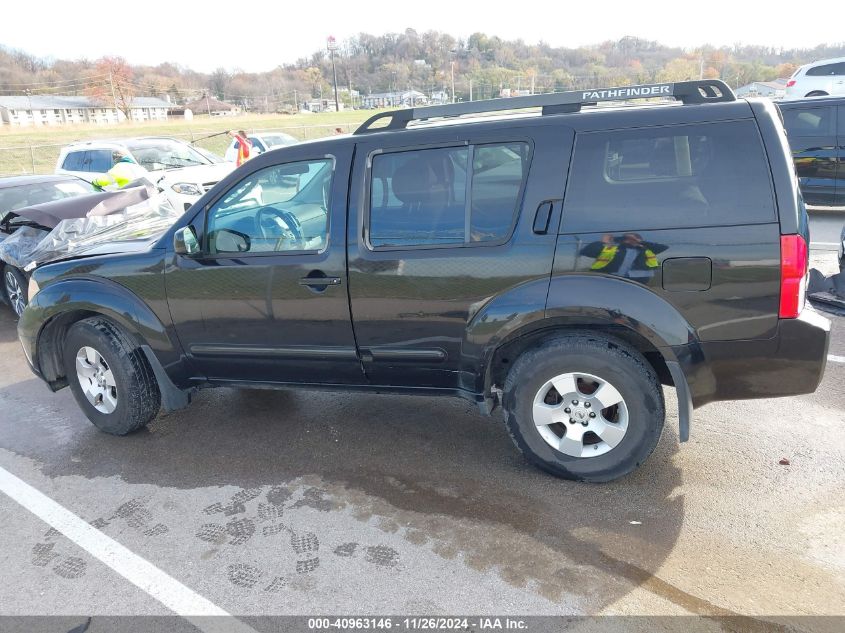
[355,79,736,134]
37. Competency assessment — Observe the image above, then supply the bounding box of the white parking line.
[0,465,257,633]
[829,355,845,364]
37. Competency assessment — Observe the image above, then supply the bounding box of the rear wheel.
[63,317,161,435]
[3,265,27,317]
[503,333,665,482]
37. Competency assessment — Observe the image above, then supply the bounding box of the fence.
[0,123,359,177]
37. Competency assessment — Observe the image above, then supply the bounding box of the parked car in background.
[0,175,93,314]
[785,57,845,99]
[223,132,298,162]
[55,137,234,210]
[19,80,830,482]
[778,96,844,208]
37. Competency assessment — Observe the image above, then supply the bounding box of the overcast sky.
[1,1,841,73]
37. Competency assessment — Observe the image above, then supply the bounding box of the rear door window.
[61,151,87,171]
[562,120,775,232]
[368,142,530,248]
[782,106,836,136]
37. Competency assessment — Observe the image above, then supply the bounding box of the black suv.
[778,95,845,208]
[18,81,831,482]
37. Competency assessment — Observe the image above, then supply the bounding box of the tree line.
[1,31,843,112]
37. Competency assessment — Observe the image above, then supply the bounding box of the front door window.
[206,159,334,255]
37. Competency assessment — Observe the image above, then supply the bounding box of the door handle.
[298,274,342,287]
[533,201,554,234]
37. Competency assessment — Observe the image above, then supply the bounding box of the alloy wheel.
[532,372,629,458]
[75,346,118,414]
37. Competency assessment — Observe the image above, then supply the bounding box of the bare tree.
[86,57,135,121]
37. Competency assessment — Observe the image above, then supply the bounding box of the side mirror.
[174,225,200,256]
[209,228,251,254]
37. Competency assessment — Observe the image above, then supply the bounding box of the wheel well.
[37,310,108,389]
[489,325,673,392]
[805,91,828,97]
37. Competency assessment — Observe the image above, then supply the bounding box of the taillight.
[779,234,808,319]
[786,79,796,88]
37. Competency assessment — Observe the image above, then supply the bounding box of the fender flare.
[463,275,711,441]
[23,276,192,408]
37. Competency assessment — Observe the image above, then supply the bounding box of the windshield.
[126,139,212,171]
[0,179,92,221]
[262,134,297,148]
[193,146,226,164]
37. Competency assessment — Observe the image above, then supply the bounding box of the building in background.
[735,79,788,99]
[303,98,347,113]
[0,96,170,126]
[182,95,241,117]
[361,90,428,109]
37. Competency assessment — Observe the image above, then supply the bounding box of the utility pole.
[109,71,119,122]
[24,89,33,126]
[293,88,298,111]
[450,60,455,103]
[327,35,340,113]
[469,79,473,102]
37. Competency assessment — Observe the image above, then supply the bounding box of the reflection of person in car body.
[580,233,668,281]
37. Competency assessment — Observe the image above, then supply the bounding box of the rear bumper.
[678,308,831,407]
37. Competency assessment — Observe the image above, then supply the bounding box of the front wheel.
[503,334,665,482]
[3,265,27,317]
[63,317,161,435]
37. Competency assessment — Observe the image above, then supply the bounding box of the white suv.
[55,137,235,210]
[785,57,845,99]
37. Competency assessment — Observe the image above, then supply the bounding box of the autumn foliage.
[85,56,135,121]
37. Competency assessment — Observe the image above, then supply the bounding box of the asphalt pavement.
[0,253,842,632]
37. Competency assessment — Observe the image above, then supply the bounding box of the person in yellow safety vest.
[92,153,148,190]
[580,233,668,282]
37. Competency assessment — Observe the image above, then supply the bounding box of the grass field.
[0,110,380,176]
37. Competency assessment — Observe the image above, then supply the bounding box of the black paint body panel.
[19,97,830,414]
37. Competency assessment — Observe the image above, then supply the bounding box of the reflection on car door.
[165,144,363,385]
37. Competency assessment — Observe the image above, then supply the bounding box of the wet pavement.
[0,255,843,628]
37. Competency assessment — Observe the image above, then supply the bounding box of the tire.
[502,333,665,482]
[3,265,27,317]
[805,91,828,97]
[63,317,161,435]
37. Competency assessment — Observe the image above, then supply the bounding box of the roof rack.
[355,79,736,134]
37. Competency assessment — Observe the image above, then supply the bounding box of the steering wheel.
[256,206,303,250]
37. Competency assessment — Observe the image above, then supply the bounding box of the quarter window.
[368,142,529,248]
[562,121,775,232]
[206,158,333,255]
[781,106,835,136]
[806,62,845,76]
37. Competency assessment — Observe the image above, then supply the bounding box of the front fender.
[18,276,190,389]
